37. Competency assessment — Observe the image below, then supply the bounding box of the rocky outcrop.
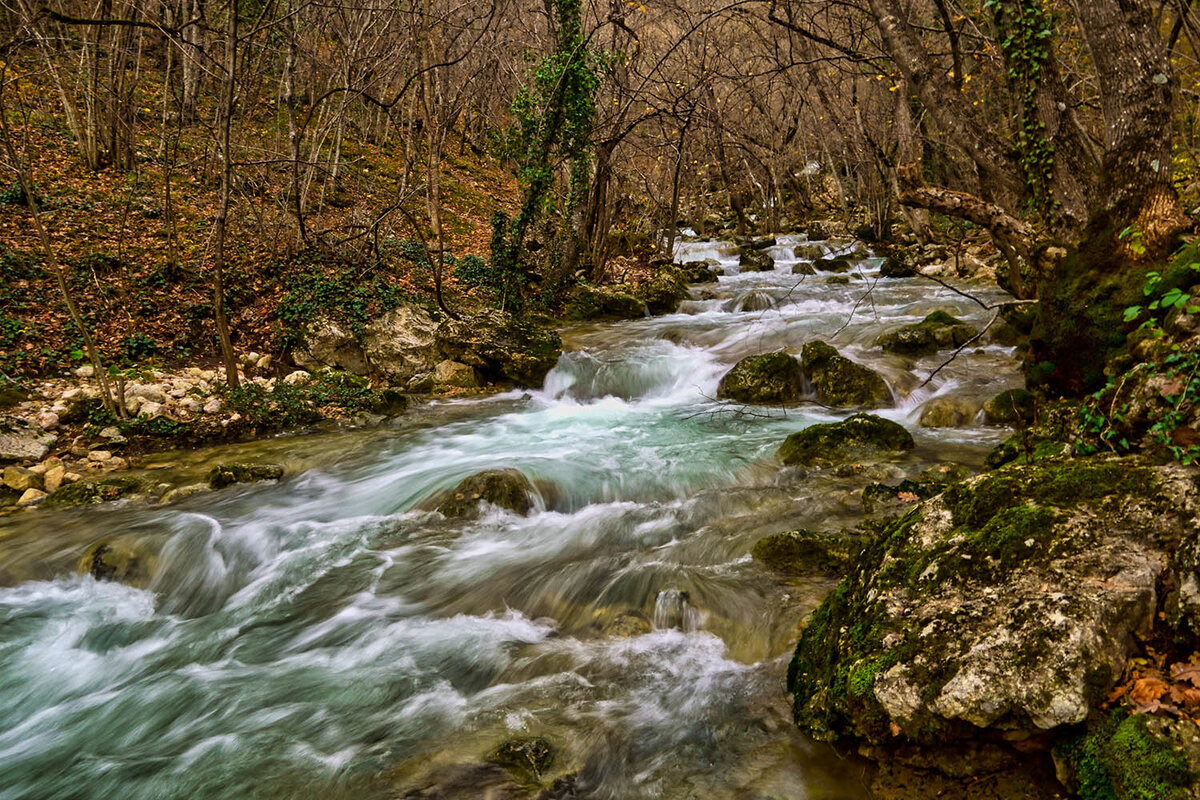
[800,341,891,408]
[787,458,1199,776]
[429,468,538,518]
[565,285,647,320]
[206,463,285,490]
[877,311,979,356]
[436,310,562,387]
[777,413,914,467]
[716,352,804,404]
[296,303,440,383]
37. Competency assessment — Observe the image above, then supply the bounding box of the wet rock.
[752,529,866,575]
[877,311,979,356]
[367,388,409,416]
[487,738,555,784]
[45,476,144,507]
[677,260,720,283]
[826,275,850,285]
[793,243,826,261]
[79,537,154,585]
[777,413,914,467]
[984,388,1036,425]
[0,416,53,462]
[726,289,775,313]
[434,360,478,389]
[918,395,982,428]
[159,483,212,505]
[816,256,853,273]
[879,253,918,278]
[791,262,816,276]
[437,310,562,387]
[788,458,1195,772]
[431,469,537,519]
[739,247,775,272]
[716,352,804,404]
[800,341,891,409]
[564,285,647,320]
[861,478,947,514]
[3,465,43,492]
[207,463,285,490]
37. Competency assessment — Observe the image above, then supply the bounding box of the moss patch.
[717,351,805,404]
[1057,713,1195,800]
[777,413,914,467]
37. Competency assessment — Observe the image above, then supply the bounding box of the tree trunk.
[212,0,240,389]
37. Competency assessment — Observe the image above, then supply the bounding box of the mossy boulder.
[44,476,145,507]
[677,260,720,283]
[431,468,537,519]
[777,413,914,467]
[738,247,775,272]
[716,352,804,404]
[825,275,851,285]
[752,529,866,575]
[877,311,979,356]
[793,243,826,261]
[633,267,690,314]
[564,285,647,320]
[816,256,852,273]
[437,310,563,387]
[207,463,285,490]
[983,388,1036,425]
[792,262,816,276]
[1056,712,1200,800]
[602,610,652,637]
[788,458,1196,772]
[880,253,918,278]
[800,341,891,409]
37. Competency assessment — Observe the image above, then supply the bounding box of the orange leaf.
[1130,677,1170,705]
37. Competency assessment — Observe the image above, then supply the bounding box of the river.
[0,236,1021,799]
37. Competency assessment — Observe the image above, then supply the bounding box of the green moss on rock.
[1057,713,1196,800]
[432,468,536,518]
[45,476,145,507]
[983,389,1036,425]
[877,311,978,356]
[207,463,285,490]
[801,341,891,409]
[752,529,867,575]
[716,352,804,404]
[777,413,914,467]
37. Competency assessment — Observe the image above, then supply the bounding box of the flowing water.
[0,237,1022,800]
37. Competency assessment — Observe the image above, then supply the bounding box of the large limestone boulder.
[716,352,804,404]
[427,469,537,519]
[777,413,914,467]
[877,311,979,356]
[800,341,891,409]
[295,303,440,384]
[0,416,54,463]
[436,310,562,388]
[787,458,1199,772]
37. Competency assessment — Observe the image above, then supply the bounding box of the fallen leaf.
[1130,677,1170,705]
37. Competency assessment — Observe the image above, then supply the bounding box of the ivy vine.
[987,0,1056,218]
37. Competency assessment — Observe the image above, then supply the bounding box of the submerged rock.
[877,311,979,356]
[752,529,866,575]
[716,352,804,404]
[601,610,653,637]
[79,537,155,585]
[487,737,555,784]
[726,289,775,313]
[800,341,891,409]
[777,414,914,467]
[787,458,1198,774]
[206,463,285,490]
[431,469,537,518]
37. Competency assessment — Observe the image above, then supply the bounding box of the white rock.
[125,396,144,415]
[256,354,273,370]
[61,388,82,401]
[36,411,59,430]
[17,488,47,506]
[138,401,163,418]
[74,365,95,378]
[88,450,112,462]
[282,370,311,385]
[203,398,222,414]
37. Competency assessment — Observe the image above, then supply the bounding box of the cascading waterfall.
[0,234,1026,800]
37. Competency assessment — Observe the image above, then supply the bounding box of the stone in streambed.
[716,352,804,404]
[79,537,155,585]
[487,737,555,784]
[983,388,1036,425]
[777,413,914,467]
[752,529,867,575]
[918,395,982,428]
[430,469,537,519]
[738,247,775,272]
[44,476,145,507]
[877,310,978,356]
[800,341,891,409]
[206,463,285,490]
